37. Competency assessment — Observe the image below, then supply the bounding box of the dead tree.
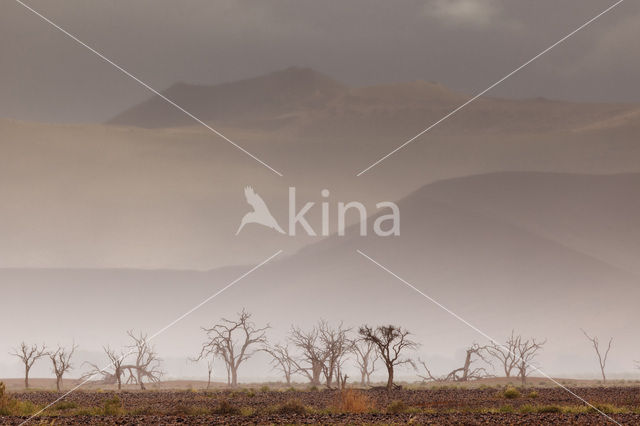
[359,325,418,391]
[125,331,163,390]
[354,339,378,386]
[82,346,127,390]
[318,321,353,388]
[198,309,269,387]
[486,330,519,377]
[515,336,546,386]
[263,343,296,386]
[289,324,328,386]
[49,344,77,392]
[205,357,214,389]
[581,329,613,384]
[10,342,47,389]
[419,343,491,382]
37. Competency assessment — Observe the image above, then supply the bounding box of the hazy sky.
[2,0,640,122]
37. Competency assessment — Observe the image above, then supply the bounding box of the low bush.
[103,395,124,415]
[275,399,307,415]
[333,389,373,413]
[499,404,515,413]
[53,401,79,411]
[386,400,408,414]
[0,382,38,416]
[212,399,241,415]
[527,391,539,399]
[502,387,520,399]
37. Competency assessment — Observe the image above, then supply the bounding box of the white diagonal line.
[356,0,626,176]
[356,249,621,425]
[19,249,282,425]
[14,0,283,177]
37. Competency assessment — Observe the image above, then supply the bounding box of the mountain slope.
[2,172,639,377]
[108,67,346,128]
[107,67,637,135]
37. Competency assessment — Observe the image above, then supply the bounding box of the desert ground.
[2,379,640,425]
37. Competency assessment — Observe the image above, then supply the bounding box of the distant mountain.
[2,172,639,377]
[108,67,347,128]
[107,66,637,136]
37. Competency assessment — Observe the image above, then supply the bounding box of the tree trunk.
[231,368,238,387]
[386,365,394,391]
[360,370,366,387]
[56,375,62,392]
[24,366,30,389]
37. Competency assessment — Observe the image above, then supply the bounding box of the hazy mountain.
[2,172,639,378]
[108,67,347,129]
[4,68,640,270]
[108,67,637,135]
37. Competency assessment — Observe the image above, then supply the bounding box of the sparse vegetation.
[333,389,373,413]
[274,399,307,415]
[386,400,408,414]
[502,386,520,399]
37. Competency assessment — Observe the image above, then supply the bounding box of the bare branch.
[358,324,418,391]
[10,342,47,389]
[581,329,613,384]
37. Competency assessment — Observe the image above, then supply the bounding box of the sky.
[1,0,640,122]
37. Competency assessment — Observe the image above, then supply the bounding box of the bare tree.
[263,343,296,386]
[419,343,491,382]
[289,323,328,386]
[205,357,214,389]
[514,336,546,386]
[358,325,417,391]
[10,342,47,389]
[124,331,163,390]
[581,329,613,384]
[49,343,77,392]
[318,321,353,388]
[82,346,128,390]
[353,339,378,386]
[197,309,269,387]
[486,330,519,377]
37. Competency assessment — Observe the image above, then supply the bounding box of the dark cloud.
[1,0,639,122]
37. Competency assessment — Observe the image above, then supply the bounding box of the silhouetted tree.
[486,330,519,377]
[125,331,163,390]
[198,309,269,387]
[581,329,612,383]
[318,321,353,388]
[289,323,328,386]
[358,325,417,391]
[10,342,47,389]
[49,343,77,392]
[354,339,378,386]
[263,343,296,386]
[514,336,546,386]
[82,346,128,390]
[419,343,491,382]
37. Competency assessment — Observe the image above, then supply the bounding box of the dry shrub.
[275,399,307,415]
[334,389,374,413]
[213,399,241,415]
[0,382,37,416]
[386,400,408,414]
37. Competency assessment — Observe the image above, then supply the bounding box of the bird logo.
[236,186,286,235]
